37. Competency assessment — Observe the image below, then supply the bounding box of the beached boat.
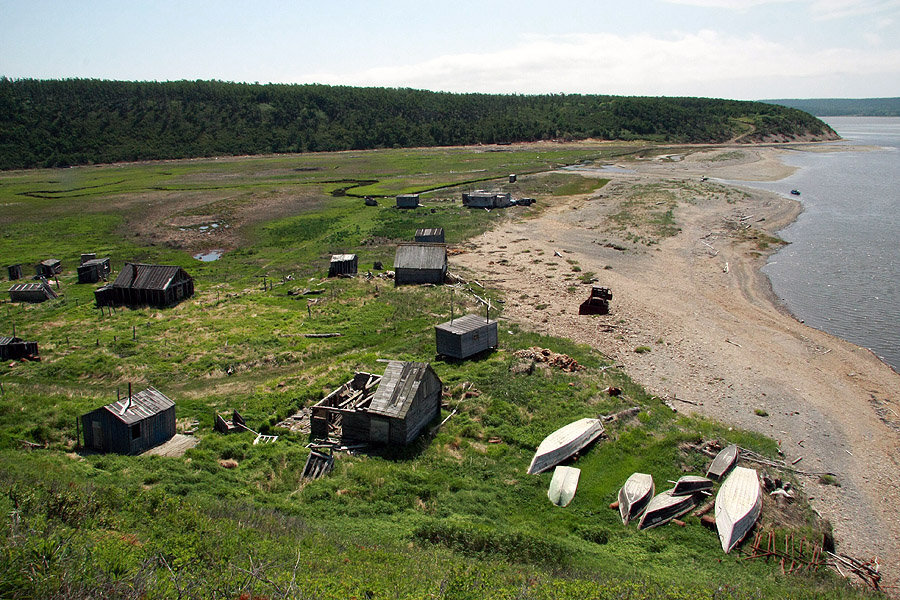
[618,472,654,524]
[526,418,605,475]
[715,466,762,553]
[671,475,713,496]
[706,444,739,480]
[791,189,801,195]
[547,466,581,507]
[638,489,697,530]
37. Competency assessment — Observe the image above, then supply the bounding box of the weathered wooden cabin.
[0,336,39,361]
[394,243,447,285]
[462,191,512,208]
[310,361,443,446]
[80,253,97,265]
[8,280,58,303]
[35,259,62,278]
[77,257,111,284]
[396,194,420,208]
[7,264,24,281]
[328,254,358,277]
[80,387,176,454]
[435,313,498,359]
[415,227,445,243]
[509,174,517,183]
[95,263,194,308]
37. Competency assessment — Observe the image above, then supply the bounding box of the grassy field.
[0,145,871,599]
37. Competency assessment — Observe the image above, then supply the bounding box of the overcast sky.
[2,0,898,99]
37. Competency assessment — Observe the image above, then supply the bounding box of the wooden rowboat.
[548,466,581,507]
[715,466,762,553]
[638,489,697,530]
[671,475,713,496]
[527,418,605,475]
[618,472,654,525]
[706,444,739,480]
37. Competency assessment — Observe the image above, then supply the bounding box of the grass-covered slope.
[0,78,837,170]
[0,147,868,599]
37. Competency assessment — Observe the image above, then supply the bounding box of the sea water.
[736,117,899,371]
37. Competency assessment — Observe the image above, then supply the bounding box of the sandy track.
[452,147,900,589]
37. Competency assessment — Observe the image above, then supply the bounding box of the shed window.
[131,423,141,440]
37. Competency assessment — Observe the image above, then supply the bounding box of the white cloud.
[664,0,900,19]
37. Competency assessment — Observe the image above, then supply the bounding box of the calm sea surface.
[730,117,899,371]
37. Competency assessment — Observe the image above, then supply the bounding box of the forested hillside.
[0,78,836,169]
[765,97,900,116]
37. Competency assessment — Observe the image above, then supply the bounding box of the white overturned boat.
[527,418,605,475]
[548,466,580,507]
[715,466,762,553]
[706,444,738,480]
[638,489,697,530]
[618,472,654,525]
[671,475,713,496]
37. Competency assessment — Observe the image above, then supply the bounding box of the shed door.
[91,421,103,450]
[371,418,390,443]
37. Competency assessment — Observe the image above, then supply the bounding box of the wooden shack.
[8,280,58,303]
[328,254,358,277]
[80,253,97,265]
[0,336,39,361]
[96,263,194,308]
[396,194,419,209]
[35,259,62,278]
[77,257,111,284]
[394,243,447,285]
[80,386,176,454]
[462,191,512,208]
[7,264,24,281]
[310,361,443,446]
[214,410,247,434]
[415,228,445,243]
[435,313,498,359]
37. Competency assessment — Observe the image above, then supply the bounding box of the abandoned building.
[435,313,498,359]
[579,286,612,315]
[509,174,517,183]
[310,361,443,446]
[462,191,512,209]
[80,386,176,454]
[8,280,58,303]
[396,194,420,209]
[328,254,358,277]
[35,259,62,278]
[0,336,39,361]
[414,227,445,243]
[80,253,96,264]
[94,263,194,308]
[7,264,24,281]
[393,243,447,285]
[77,257,111,284]
[214,410,247,434]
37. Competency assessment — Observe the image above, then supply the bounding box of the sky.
[1,0,899,100]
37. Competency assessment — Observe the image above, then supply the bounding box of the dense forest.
[766,97,900,117]
[0,78,836,169]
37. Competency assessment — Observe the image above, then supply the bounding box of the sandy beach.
[452,144,900,590]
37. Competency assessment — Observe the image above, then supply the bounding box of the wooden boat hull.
[672,475,713,496]
[548,466,580,507]
[715,466,762,553]
[527,418,605,475]
[706,444,739,480]
[638,489,697,530]
[618,472,654,525]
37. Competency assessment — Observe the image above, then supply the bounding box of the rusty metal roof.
[101,387,175,425]
[113,263,190,291]
[394,243,447,271]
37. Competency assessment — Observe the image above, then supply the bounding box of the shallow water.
[194,250,225,262]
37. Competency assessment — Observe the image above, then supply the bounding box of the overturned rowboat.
[548,466,581,507]
[618,472,654,525]
[715,466,762,553]
[672,475,713,496]
[638,489,698,530]
[527,418,605,475]
[706,444,739,480]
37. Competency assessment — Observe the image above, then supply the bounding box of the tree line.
[0,78,836,169]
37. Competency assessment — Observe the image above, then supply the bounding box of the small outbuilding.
[415,228,445,243]
[462,191,512,209]
[396,194,420,209]
[80,253,97,265]
[435,313,498,359]
[7,264,24,281]
[35,259,62,278]
[77,257,111,284]
[394,243,447,285]
[328,254,358,277]
[96,263,194,308]
[8,280,58,303]
[80,386,176,454]
[0,336,39,361]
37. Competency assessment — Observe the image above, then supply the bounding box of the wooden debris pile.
[514,347,584,372]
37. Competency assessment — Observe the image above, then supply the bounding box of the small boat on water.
[715,466,762,553]
[706,444,739,480]
[548,466,581,507]
[671,475,713,496]
[638,489,697,530]
[618,472,654,524]
[527,418,605,475]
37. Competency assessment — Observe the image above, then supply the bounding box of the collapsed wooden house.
[435,313,498,359]
[8,280,58,303]
[214,410,247,434]
[415,228,445,243]
[95,263,194,308]
[77,257,111,283]
[396,194,420,209]
[462,191,512,208]
[35,259,62,278]
[0,336,39,361]
[579,286,612,315]
[393,243,447,285]
[80,386,176,454]
[328,254,358,277]
[7,264,24,281]
[311,361,443,446]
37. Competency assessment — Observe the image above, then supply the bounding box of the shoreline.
[451,144,900,590]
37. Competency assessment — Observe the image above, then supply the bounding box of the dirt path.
[452,146,900,590]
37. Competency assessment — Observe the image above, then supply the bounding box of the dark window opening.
[131,423,141,440]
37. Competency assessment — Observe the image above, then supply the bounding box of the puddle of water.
[194,250,225,262]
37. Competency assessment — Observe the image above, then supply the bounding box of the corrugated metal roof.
[435,313,496,335]
[0,337,24,345]
[113,263,188,291]
[102,387,175,425]
[415,228,443,238]
[394,243,447,271]
[369,361,429,419]
[330,254,357,262]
